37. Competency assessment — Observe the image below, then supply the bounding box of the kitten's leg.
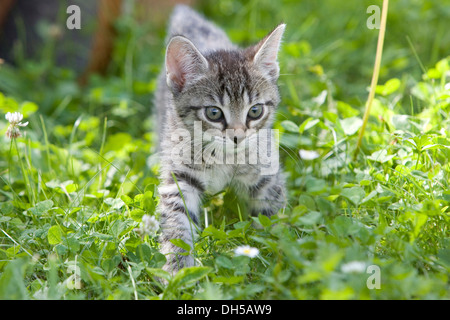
[247,173,286,217]
[158,171,204,275]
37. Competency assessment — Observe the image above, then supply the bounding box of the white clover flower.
[341,261,366,274]
[135,214,159,237]
[5,112,28,139]
[299,149,320,160]
[234,245,259,258]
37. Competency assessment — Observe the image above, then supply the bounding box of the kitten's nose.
[227,125,246,145]
[233,136,244,144]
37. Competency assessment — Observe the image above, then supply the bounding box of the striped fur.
[155,5,286,274]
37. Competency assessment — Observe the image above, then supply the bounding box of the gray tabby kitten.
[155,5,286,274]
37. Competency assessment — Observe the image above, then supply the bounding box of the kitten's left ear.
[250,24,286,81]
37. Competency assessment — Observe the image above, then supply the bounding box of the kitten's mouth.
[200,136,254,160]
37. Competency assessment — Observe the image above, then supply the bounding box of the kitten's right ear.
[165,36,209,94]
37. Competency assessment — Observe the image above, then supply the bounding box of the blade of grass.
[127,264,138,300]
[13,138,35,205]
[98,117,108,190]
[40,115,52,174]
[354,0,389,160]
[1,228,34,259]
[406,35,427,75]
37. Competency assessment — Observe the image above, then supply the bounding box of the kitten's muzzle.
[227,126,246,145]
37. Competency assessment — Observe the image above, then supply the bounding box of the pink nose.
[227,125,246,145]
[232,132,246,144]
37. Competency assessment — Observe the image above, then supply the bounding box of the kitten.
[155,5,286,274]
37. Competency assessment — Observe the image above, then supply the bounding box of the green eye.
[248,104,264,119]
[205,107,223,121]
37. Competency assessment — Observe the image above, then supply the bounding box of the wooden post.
[79,0,123,85]
[0,0,17,34]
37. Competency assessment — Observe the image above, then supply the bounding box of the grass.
[0,0,449,299]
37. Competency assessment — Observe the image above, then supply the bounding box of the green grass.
[0,0,449,299]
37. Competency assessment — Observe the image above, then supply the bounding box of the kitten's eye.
[205,107,223,121]
[247,104,264,120]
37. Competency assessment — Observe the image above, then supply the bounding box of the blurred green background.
[0,0,449,141]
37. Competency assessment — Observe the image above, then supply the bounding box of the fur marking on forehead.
[206,50,254,104]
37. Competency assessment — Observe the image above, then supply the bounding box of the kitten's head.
[165,24,285,159]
